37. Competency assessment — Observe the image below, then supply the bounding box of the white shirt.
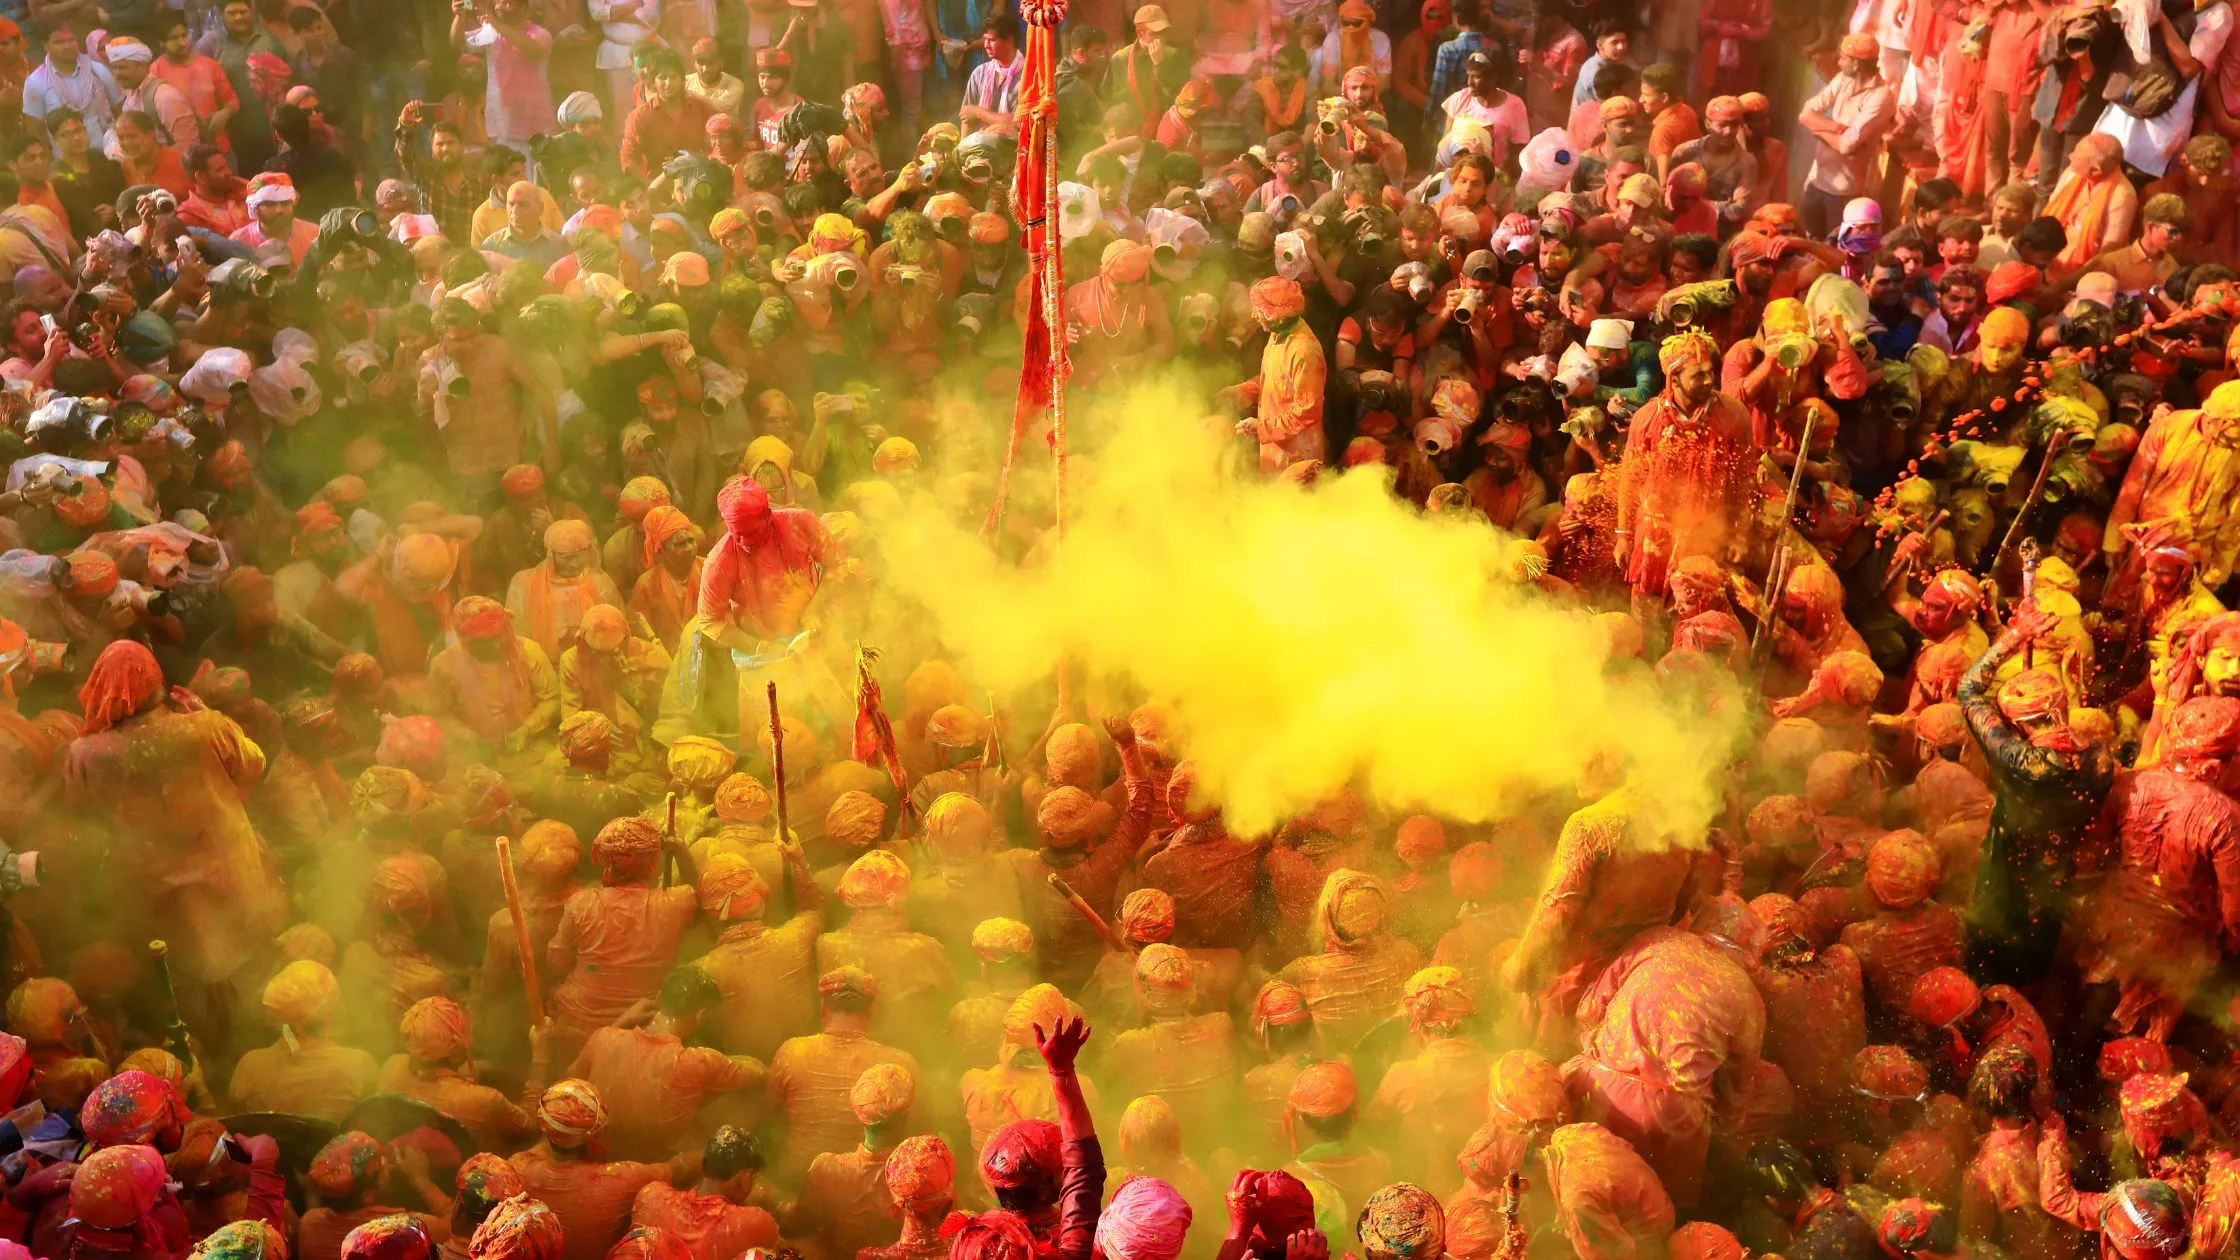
[23,58,121,148]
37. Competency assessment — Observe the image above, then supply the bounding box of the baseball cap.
[1134,4,1170,30]
[1462,249,1497,280]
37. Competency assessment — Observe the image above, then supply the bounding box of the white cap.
[1586,318,1634,351]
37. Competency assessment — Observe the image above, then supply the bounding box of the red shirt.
[149,54,238,150]
[1983,0,2049,100]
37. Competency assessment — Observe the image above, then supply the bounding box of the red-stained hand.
[1284,1230,1328,1260]
[1033,1013,1091,1074]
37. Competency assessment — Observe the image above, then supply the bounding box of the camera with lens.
[1357,372,1403,413]
[1768,332,1818,371]
[2105,373,2155,427]
[2058,298,2114,350]
[888,263,929,291]
[955,293,995,340]
[1392,261,1434,304]
[0,841,43,895]
[336,344,382,384]
[809,252,862,293]
[430,356,470,398]
[1454,288,1487,324]
[207,258,274,302]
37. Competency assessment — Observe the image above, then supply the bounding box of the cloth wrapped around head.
[1852,1044,1929,1101]
[1134,943,1193,999]
[592,817,663,881]
[714,773,771,824]
[1489,1048,1569,1127]
[943,1210,1038,1260]
[558,711,614,763]
[691,848,763,923]
[308,1131,386,1199]
[972,917,1033,964]
[263,959,339,1031]
[2121,1072,2209,1158]
[2102,1037,2175,1084]
[80,1070,186,1149]
[640,506,695,570]
[827,791,890,851]
[1251,979,1309,1036]
[607,1228,690,1260]
[1096,1177,1194,1260]
[1101,239,1153,285]
[926,792,992,856]
[839,850,910,909]
[190,1220,288,1260]
[1250,275,1306,321]
[536,1080,608,1149]
[886,1134,955,1208]
[453,596,513,641]
[980,1120,1062,1199]
[352,765,429,828]
[668,736,737,789]
[470,1196,564,1260]
[1359,1184,1444,1260]
[1865,829,1940,909]
[851,1061,915,1125]
[400,996,471,1063]
[2100,1180,2189,1260]
[1288,1060,1358,1120]
[1229,1170,1317,1257]
[1313,869,1390,950]
[1400,965,1472,1030]
[78,640,165,734]
[70,1145,172,1240]
[1119,889,1176,944]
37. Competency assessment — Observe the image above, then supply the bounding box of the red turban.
[943,1211,1038,1260]
[1669,1223,1744,1260]
[980,1119,1061,1196]
[62,550,119,597]
[2120,1073,2209,1157]
[2100,1181,2189,1260]
[1401,965,1473,1029]
[606,1228,691,1260]
[78,640,164,734]
[2101,1037,2174,1084]
[308,1131,386,1199]
[80,1070,186,1149]
[1489,1048,1569,1126]
[342,1216,435,1260]
[377,715,446,780]
[1250,276,1305,321]
[453,596,512,641]
[838,850,910,909]
[1448,841,1501,902]
[2169,696,2240,761]
[1852,1045,1928,1100]
[1749,893,1815,950]
[1135,943,1193,995]
[1230,1170,1316,1256]
[456,1152,524,1204]
[1997,669,2066,723]
[1876,1200,1952,1258]
[470,1196,564,1260]
[717,477,772,537]
[886,1134,955,1206]
[70,1145,171,1235]
[499,465,545,499]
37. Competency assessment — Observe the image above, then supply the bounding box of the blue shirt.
[1427,28,1486,114]
[1572,51,1607,105]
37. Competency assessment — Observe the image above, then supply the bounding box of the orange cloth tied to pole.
[985,0,1070,535]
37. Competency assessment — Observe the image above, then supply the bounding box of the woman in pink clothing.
[877,0,936,138]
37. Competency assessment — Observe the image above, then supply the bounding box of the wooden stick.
[1047,873,1126,952]
[660,791,678,888]
[768,682,790,843]
[494,836,545,1025]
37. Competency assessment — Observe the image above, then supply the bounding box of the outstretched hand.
[1033,1014,1091,1074]
[2008,601,2059,643]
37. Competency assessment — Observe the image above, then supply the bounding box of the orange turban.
[698,853,768,922]
[639,505,695,570]
[714,773,771,823]
[819,965,878,1002]
[1395,815,1445,864]
[1252,979,1309,1034]
[1100,239,1153,284]
[1401,965,1473,1029]
[838,850,911,909]
[1669,1223,1745,1260]
[1288,1061,1358,1118]
[262,960,339,1029]
[7,977,83,1045]
[849,1062,915,1124]
[1909,966,1981,1029]
[400,997,472,1063]
[578,605,626,653]
[470,1196,563,1260]
[886,1134,955,1206]
[519,820,582,883]
[2169,696,2240,761]
[827,791,890,851]
[1449,842,1501,902]
[667,736,736,788]
[1002,983,1073,1051]
[1134,943,1193,995]
[1119,889,1176,944]
[1045,723,1099,786]
[1660,330,1719,373]
[1037,786,1103,848]
[1250,275,1305,321]
[558,711,614,765]
[1852,1045,1929,1100]
[61,549,120,597]
[537,1080,608,1146]
[543,518,596,557]
[592,816,662,880]
[925,792,992,856]
[1866,829,1940,909]
[1490,1048,1569,1126]
[499,465,545,498]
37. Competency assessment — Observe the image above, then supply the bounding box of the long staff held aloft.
[768,681,790,844]
[494,835,545,1025]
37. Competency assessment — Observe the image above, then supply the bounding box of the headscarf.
[469,1196,564,1260]
[809,212,867,257]
[1119,889,1177,944]
[698,854,768,923]
[1230,1170,1317,1257]
[944,1211,1038,1260]
[1313,869,1390,951]
[980,1120,1061,1197]
[190,1221,288,1260]
[1252,979,1310,1035]
[1358,1184,1444,1260]
[1096,1177,1193,1260]
[1490,1048,1569,1127]
[1400,965,1473,1030]
[77,640,164,733]
[668,735,737,788]
[639,505,696,570]
[69,1145,175,1244]
[972,918,1033,963]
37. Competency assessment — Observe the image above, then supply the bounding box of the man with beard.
[175,143,247,235]
[1611,330,1755,599]
[1668,96,1758,228]
[393,104,480,243]
[1865,254,1924,358]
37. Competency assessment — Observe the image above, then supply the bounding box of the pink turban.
[1095,1177,1193,1260]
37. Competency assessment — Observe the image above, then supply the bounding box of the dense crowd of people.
[0,0,2239,1256]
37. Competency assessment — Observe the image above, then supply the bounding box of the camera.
[1357,371,1402,413]
[809,252,862,292]
[1392,261,1433,304]
[430,356,470,398]
[350,209,378,238]
[0,842,42,894]
[1769,332,1817,371]
[1454,289,1487,324]
[955,293,995,339]
[2058,299,2113,350]
[335,344,381,384]
[888,263,928,291]
[208,258,274,301]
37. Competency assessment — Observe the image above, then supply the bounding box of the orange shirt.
[630,1183,778,1260]
[1649,101,1701,160]
[510,1145,676,1260]
[569,1027,764,1162]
